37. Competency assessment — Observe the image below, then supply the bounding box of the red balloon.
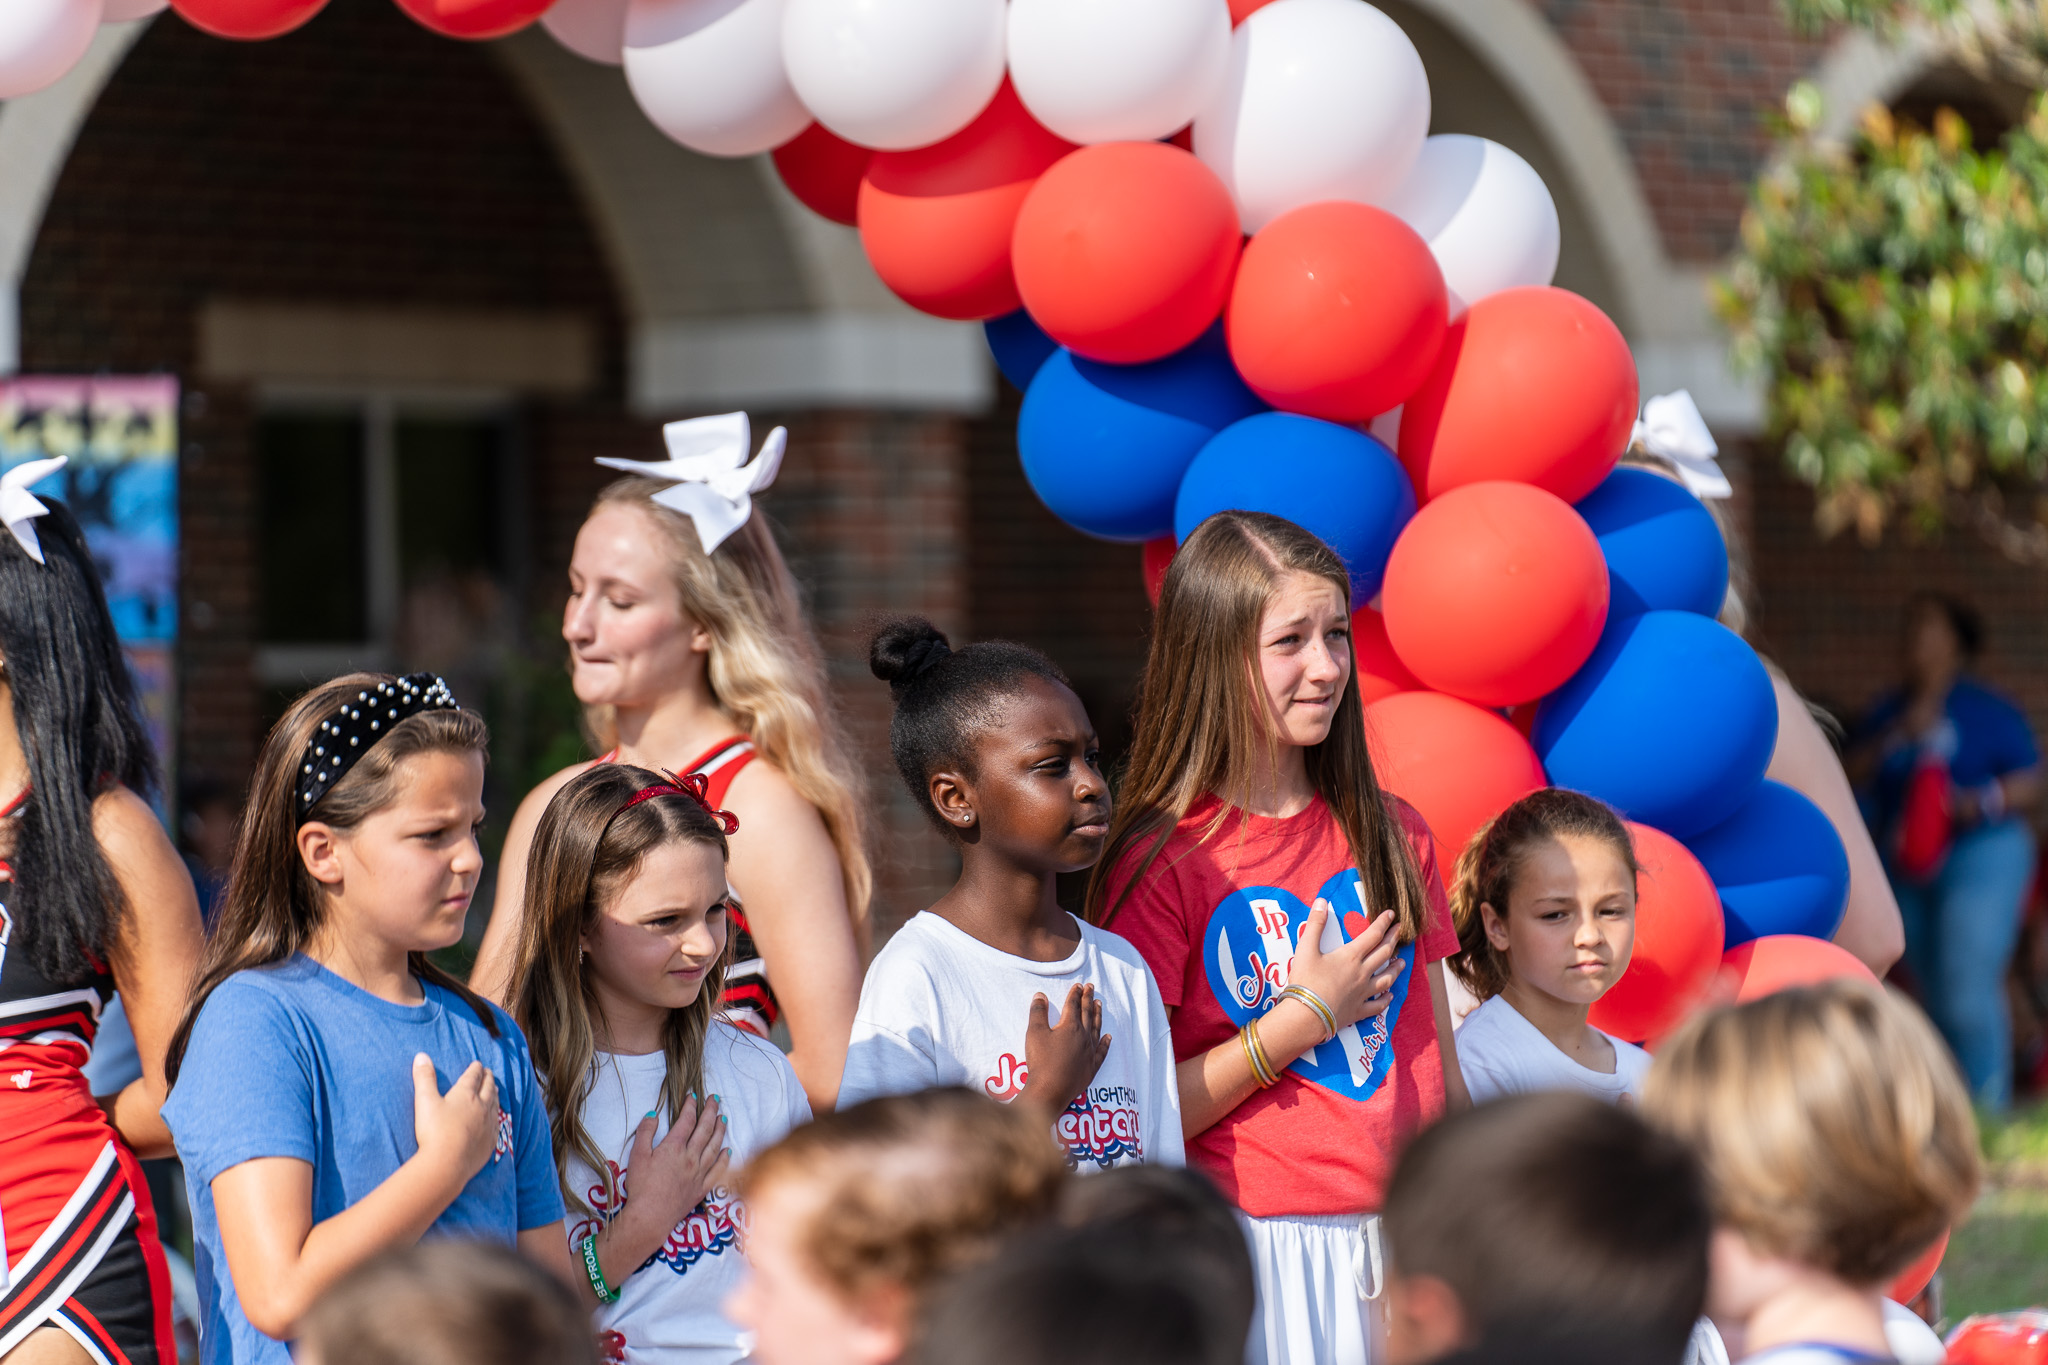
[775,124,874,227]
[1588,825,1724,1044]
[1380,481,1609,708]
[392,0,550,38]
[1398,286,1638,504]
[1012,141,1242,364]
[172,0,326,37]
[860,81,1076,322]
[1227,202,1447,422]
[1721,934,1881,1003]
[1142,535,1176,606]
[1887,1229,1948,1305]
[1364,691,1546,880]
[1353,606,1421,704]
[1229,0,1278,19]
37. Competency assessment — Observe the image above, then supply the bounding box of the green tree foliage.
[1720,0,2048,555]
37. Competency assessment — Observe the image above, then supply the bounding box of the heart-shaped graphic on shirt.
[1200,869,1415,1104]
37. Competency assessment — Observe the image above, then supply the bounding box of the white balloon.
[102,0,167,20]
[625,0,810,159]
[543,0,629,64]
[782,0,1006,151]
[0,0,100,100]
[1008,0,1230,145]
[1387,134,1559,316]
[1194,0,1429,233]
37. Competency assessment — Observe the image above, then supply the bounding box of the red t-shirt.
[1103,793,1457,1218]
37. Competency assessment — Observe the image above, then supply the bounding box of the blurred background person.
[1849,592,2041,1109]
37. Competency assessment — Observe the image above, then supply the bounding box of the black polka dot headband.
[297,673,460,823]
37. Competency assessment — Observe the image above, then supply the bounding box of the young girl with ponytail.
[1447,788,1651,1106]
[1089,511,1468,1365]
[508,763,809,1364]
[162,675,570,1365]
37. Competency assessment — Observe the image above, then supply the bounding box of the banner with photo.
[0,376,179,792]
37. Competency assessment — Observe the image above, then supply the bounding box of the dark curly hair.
[868,616,1071,836]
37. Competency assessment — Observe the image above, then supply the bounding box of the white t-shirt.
[1455,995,1652,1105]
[838,911,1186,1170]
[563,1023,812,1365]
[1686,1303,1936,1365]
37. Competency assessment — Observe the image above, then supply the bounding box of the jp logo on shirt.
[1201,869,1416,1103]
[493,1106,514,1164]
[574,1161,741,1277]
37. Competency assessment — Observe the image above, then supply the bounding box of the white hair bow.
[1630,390,1730,500]
[596,412,788,555]
[1,456,67,565]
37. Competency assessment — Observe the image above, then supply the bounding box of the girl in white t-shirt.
[508,763,811,1364]
[1449,788,1652,1104]
[838,618,1184,1170]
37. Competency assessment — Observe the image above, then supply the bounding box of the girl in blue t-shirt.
[162,674,572,1365]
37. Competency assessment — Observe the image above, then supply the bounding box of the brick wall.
[1531,0,1823,262]
[1748,450,2048,756]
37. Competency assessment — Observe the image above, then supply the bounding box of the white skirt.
[1236,1211,1386,1365]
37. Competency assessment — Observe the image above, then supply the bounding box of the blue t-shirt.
[162,956,565,1365]
[1859,678,2042,839]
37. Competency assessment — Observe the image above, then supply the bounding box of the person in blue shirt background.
[1850,592,2042,1109]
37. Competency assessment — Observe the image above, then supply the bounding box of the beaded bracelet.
[1279,984,1339,1042]
[1239,1020,1278,1088]
[581,1232,618,1304]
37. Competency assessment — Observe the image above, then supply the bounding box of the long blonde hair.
[587,479,871,941]
[1086,511,1430,943]
[1641,980,1980,1286]
[509,763,732,1218]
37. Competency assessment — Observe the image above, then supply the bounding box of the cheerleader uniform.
[0,862,174,1365]
[598,737,778,1037]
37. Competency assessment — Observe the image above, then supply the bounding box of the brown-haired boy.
[1381,1090,1711,1365]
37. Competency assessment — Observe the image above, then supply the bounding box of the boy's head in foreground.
[296,1241,597,1365]
[1381,1090,1710,1365]
[1641,980,1980,1334]
[727,1087,1068,1365]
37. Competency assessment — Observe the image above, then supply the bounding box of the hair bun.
[869,617,953,697]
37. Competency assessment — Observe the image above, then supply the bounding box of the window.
[254,393,523,699]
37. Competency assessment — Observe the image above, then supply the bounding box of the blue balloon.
[1174,412,1416,602]
[1574,467,1730,618]
[1684,780,1850,948]
[1534,610,1777,837]
[1019,327,1268,542]
[986,310,1059,391]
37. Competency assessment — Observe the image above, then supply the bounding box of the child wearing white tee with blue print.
[843,620,1183,1168]
[506,763,809,1365]
[1446,789,1651,1105]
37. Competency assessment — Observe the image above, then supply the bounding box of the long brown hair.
[1086,511,1430,942]
[1449,788,1638,1001]
[167,674,496,1085]
[585,481,871,945]
[508,763,732,1218]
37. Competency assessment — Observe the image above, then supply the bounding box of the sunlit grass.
[1942,1105,2048,1319]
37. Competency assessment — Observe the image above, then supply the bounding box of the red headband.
[621,770,740,836]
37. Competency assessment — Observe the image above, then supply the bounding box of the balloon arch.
[2,0,1860,1038]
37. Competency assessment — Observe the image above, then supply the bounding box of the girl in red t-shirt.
[1089,511,1469,1365]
